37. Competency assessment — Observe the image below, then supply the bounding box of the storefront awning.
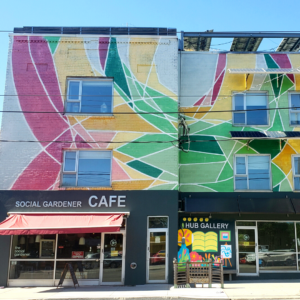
[239,198,295,214]
[0,213,124,235]
[184,198,239,213]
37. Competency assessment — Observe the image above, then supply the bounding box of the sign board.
[71,251,84,259]
[57,263,79,288]
[40,240,55,258]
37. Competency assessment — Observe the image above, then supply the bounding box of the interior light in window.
[79,237,85,245]
[35,235,41,243]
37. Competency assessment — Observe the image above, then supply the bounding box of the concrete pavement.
[0,280,300,299]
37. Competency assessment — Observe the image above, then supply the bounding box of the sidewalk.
[1,280,300,300]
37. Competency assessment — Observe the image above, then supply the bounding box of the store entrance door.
[146,229,168,283]
[236,227,258,276]
[100,233,125,285]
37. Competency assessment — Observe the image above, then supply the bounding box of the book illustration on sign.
[192,232,218,252]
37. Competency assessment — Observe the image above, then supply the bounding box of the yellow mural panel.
[80,104,160,132]
[114,89,127,107]
[288,54,300,90]
[111,132,144,148]
[151,179,169,187]
[287,170,294,189]
[53,38,94,99]
[112,180,154,190]
[129,38,158,84]
[272,144,296,175]
[67,116,78,126]
[203,54,256,122]
[113,151,134,163]
[288,139,300,153]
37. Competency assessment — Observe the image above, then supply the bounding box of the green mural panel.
[272,163,286,187]
[127,78,141,101]
[45,37,60,54]
[189,120,213,134]
[261,75,275,102]
[249,140,283,159]
[127,160,163,178]
[228,142,246,167]
[218,162,233,181]
[145,86,164,98]
[114,83,130,102]
[153,97,177,119]
[280,178,292,191]
[134,100,158,113]
[181,135,223,154]
[236,146,257,155]
[148,183,177,190]
[273,184,280,192]
[180,151,226,164]
[135,81,144,97]
[270,74,283,98]
[141,148,178,175]
[268,100,277,130]
[180,185,215,192]
[123,64,131,78]
[140,113,177,133]
[145,98,160,110]
[200,122,242,138]
[280,75,294,95]
[105,37,131,99]
[180,162,225,184]
[118,134,174,158]
[278,92,293,131]
[218,139,240,159]
[264,54,279,69]
[159,172,178,182]
[269,110,283,131]
[202,177,234,192]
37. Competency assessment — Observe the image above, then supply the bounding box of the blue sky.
[0,0,299,124]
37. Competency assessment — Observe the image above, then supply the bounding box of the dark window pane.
[259,252,296,271]
[11,235,56,259]
[9,261,54,279]
[233,113,245,124]
[56,233,101,259]
[238,253,257,273]
[290,113,300,125]
[55,261,100,279]
[81,81,112,113]
[62,174,76,186]
[234,94,244,110]
[291,94,300,110]
[103,234,123,259]
[294,177,300,190]
[258,222,296,252]
[248,156,270,190]
[64,152,76,171]
[294,157,300,175]
[68,81,80,100]
[149,217,168,228]
[236,221,256,226]
[235,176,247,190]
[236,157,246,174]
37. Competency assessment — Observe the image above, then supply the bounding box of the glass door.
[236,227,258,276]
[100,233,124,285]
[147,229,168,283]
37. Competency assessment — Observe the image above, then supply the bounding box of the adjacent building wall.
[179,52,300,192]
[0,35,178,191]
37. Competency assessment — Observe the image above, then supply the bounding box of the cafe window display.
[9,233,124,282]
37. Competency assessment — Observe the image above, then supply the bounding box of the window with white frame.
[234,155,271,190]
[293,156,300,190]
[289,93,300,126]
[66,78,113,113]
[62,151,112,187]
[233,92,268,126]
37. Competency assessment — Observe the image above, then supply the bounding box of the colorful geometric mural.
[180,52,300,192]
[0,35,178,190]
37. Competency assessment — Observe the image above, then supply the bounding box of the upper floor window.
[293,156,300,190]
[289,93,300,126]
[66,78,113,114]
[233,92,268,126]
[234,155,271,191]
[62,151,112,187]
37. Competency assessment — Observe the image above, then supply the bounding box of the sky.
[0,0,299,124]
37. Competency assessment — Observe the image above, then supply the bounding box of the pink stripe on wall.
[99,37,110,70]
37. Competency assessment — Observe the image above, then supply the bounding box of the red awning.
[0,214,124,235]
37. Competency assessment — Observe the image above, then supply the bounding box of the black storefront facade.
[0,190,178,287]
[179,192,300,280]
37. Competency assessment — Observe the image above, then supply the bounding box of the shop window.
[148,217,168,228]
[62,151,112,187]
[258,222,296,271]
[232,92,268,126]
[9,261,54,279]
[289,93,300,126]
[66,78,113,114]
[234,155,271,190]
[11,235,56,259]
[56,233,101,259]
[292,156,300,190]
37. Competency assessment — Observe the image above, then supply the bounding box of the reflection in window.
[9,261,54,279]
[56,234,101,259]
[149,217,168,228]
[55,261,100,279]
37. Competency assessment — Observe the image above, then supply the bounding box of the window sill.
[62,187,113,190]
[234,189,272,192]
[232,124,270,127]
[64,113,115,119]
